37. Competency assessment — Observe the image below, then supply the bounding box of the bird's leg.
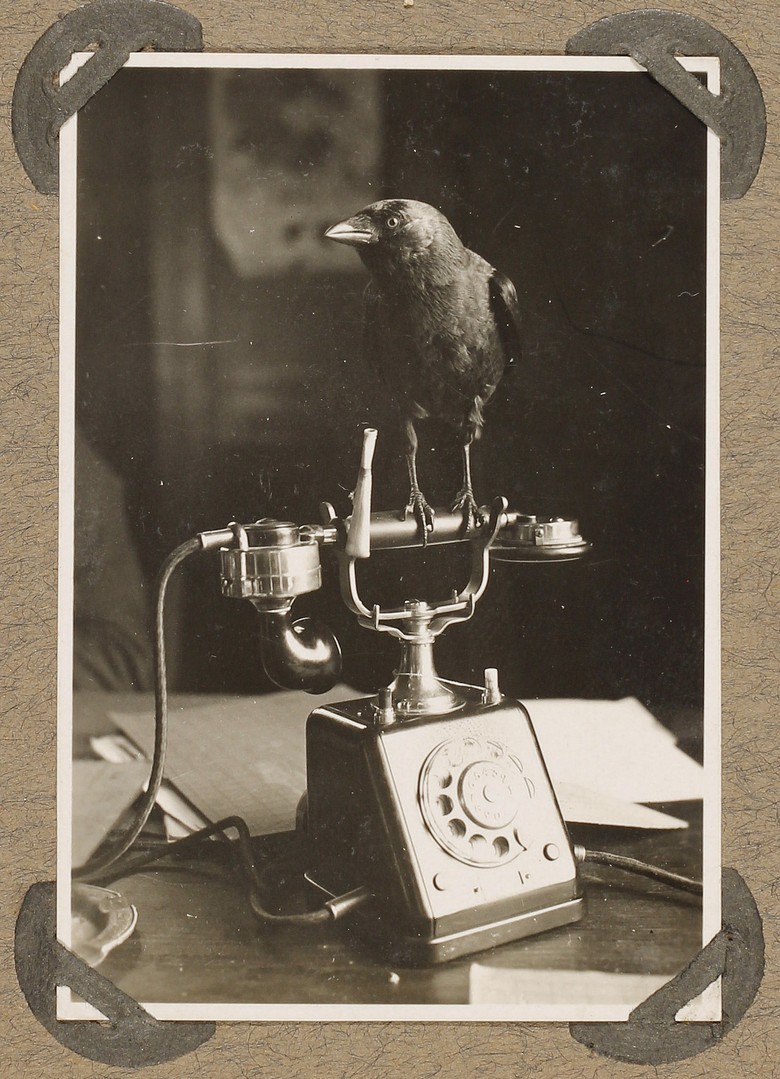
[402,419,435,542]
[451,439,482,529]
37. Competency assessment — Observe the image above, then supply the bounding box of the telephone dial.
[216,428,590,963]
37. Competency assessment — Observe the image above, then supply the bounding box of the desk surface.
[73,693,704,1008]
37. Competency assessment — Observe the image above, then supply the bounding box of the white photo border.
[57,52,721,1023]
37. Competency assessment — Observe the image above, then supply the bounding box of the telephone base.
[304,685,583,965]
[306,874,584,965]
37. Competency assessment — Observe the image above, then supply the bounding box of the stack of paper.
[526,697,704,804]
[108,686,350,837]
[98,691,703,839]
[71,759,149,868]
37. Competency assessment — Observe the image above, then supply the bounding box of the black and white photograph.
[58,53,719,1021]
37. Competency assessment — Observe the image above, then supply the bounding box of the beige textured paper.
[1,1,777,1076]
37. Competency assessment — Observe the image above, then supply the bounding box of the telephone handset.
[219,429,590,963]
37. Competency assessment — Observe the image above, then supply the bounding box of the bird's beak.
[324,214,378,246]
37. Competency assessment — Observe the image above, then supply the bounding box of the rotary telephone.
[216,428,590,963]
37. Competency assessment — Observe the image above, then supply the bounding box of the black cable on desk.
[89,814,336,925]
[88,812,371,925]
[74,536,201,883]
[574,846,703,897]
[74,530,369,925]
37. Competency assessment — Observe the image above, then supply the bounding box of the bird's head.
[325,199,463,279]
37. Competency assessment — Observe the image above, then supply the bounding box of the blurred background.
[73,64,708,755]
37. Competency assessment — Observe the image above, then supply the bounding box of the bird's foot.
[450,487,483,531]
[403,489,435,544]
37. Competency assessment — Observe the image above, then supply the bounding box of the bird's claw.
[403,490,435,545]
[450,488,483,531]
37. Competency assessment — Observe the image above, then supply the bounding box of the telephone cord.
[73,536,200,882]
[574,846,702,897]
[73,534,361,925]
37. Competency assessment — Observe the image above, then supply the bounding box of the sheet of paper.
[111,686,350,837]
[555,782,687,830]
[91,734,209,834]
[71,760,149,868]
[469,965,721,1022]
[468,965,669,1019]
[527,697,704,803]
[110,692,702,838]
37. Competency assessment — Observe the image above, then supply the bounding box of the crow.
[325,198,520,539]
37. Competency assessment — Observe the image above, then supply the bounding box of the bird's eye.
[385,214,401,230]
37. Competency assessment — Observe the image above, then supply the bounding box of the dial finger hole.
[469,833,487,853]
[493,836,510,858]
[448,818,466,839]
[437,794,453,815]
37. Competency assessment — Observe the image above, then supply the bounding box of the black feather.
[327,198,521,524]
[489,269,522,370]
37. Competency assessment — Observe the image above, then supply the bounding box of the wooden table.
[74,694,703,1007]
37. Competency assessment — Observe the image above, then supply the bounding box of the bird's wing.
[362,279,383,376]
[488,269,522,370]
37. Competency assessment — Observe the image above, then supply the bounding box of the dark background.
[74,66,708,752]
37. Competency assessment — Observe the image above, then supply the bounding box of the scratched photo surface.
[61,58,714,1019]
